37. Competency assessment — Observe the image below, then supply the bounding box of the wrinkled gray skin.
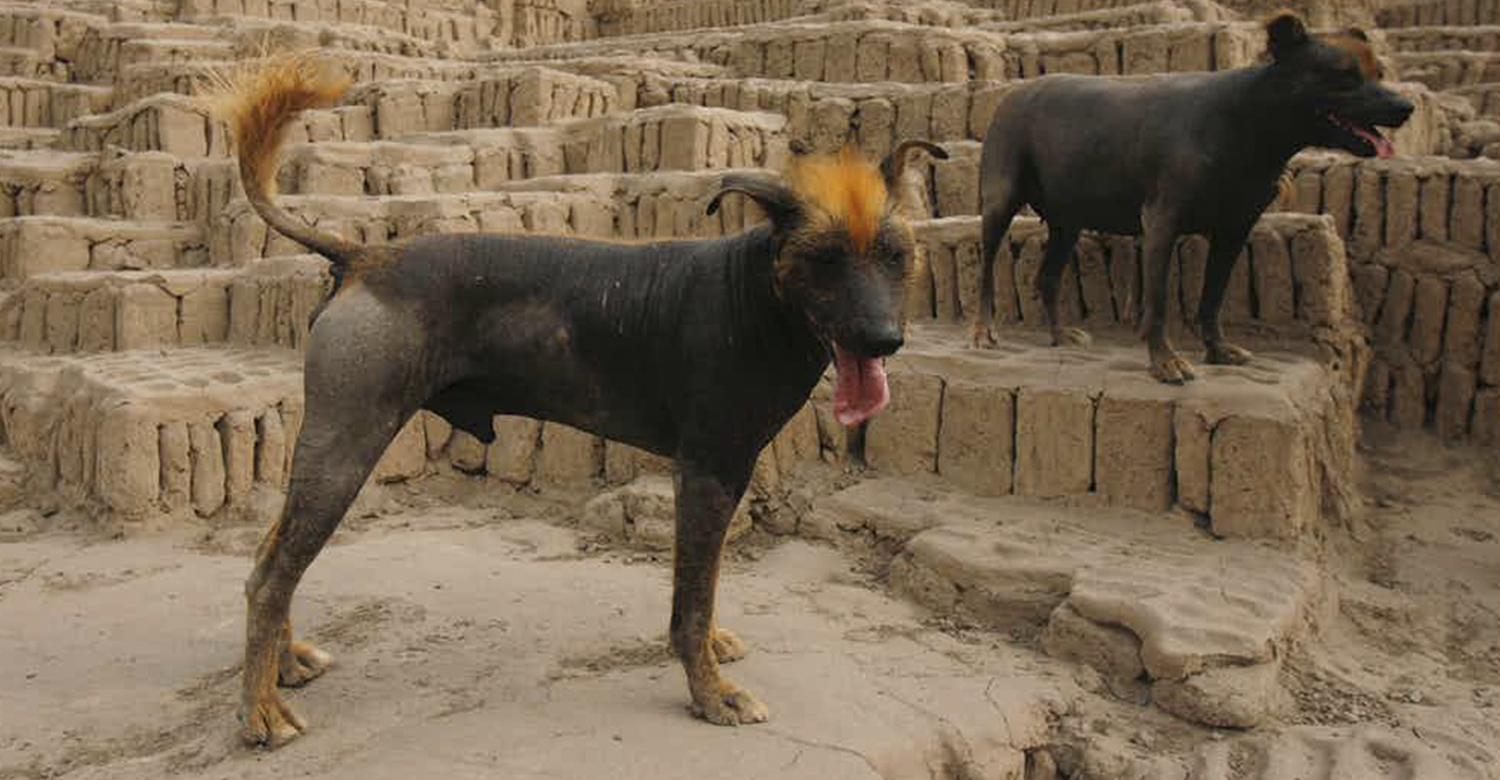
[973,13,1414,383]
[239,141,946,747]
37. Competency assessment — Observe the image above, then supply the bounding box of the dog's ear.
[879,140,948,192]
[706,175,804,228]
[1343,27,1370,42]
[1265,10,1309,58]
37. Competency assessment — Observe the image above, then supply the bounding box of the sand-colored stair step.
[0,47,67,82]
[483,18,1276,84]
[0,215,205,280]
[1392,50,1500,91]
[0,2,102,78]
[824,324,1356,540]
[1386,25,1500,53]
[1378,0,1500,27]
[809,478,1330,727]
[110,49,484,108]
[73,16,461,85]
[0,344,820,526]
[0,149,94,216]
[806,0,1231,32]
[272,106,786,196]
[72,23,228,83]
[910,213,1361,361]
[0,127,58,150]
[0,259,327,355]
[0,147,236,224]
[213,169,766,264]
[593,0,804,38]
[177,0,588,50]
[77,66,620,158]
[0,78,110,129]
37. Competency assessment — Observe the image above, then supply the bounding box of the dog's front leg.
[1199,219,1257,366]
[669,458,767,726]
[1141,205,1196,384]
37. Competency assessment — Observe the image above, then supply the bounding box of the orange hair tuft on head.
[787,145,889,253]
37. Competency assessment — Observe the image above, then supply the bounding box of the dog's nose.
[863,328,904,358]
[1392,97,1415,124]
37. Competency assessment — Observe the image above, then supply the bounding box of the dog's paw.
[278,640,334,688]
[711,628,747,664]
[1150,352,1197,385]
[240,689,307,749]
[1205,342,1253,366]
[1052,327,1093,347]
[692,680,770,726]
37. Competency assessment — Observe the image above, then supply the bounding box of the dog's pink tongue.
[832,345,890,427]
[1355,125,1395,159]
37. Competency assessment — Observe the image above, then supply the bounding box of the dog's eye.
[887,251,907,268]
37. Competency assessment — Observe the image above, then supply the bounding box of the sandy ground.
[0,475,1071,780]
[2,435,1499,780]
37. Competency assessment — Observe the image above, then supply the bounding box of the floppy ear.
[1265,10,1309,59]
[706,174,803,228]
[878,140,949,191]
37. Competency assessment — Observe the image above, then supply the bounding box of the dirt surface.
[2,440,1498,779]
[0,474,1074,780]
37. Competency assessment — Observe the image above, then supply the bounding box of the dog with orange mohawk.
[209,54,944,747]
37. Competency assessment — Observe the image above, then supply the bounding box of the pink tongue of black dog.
[832,345,890,427]
[1354,125,1395,158]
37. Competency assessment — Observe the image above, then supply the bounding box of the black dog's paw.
[1052,327,1092,348]
[1205,342,1254,366]
[1150,352,1197,385]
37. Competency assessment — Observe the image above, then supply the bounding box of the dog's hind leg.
[973,185,1023,348]
[669,457,765,725]
[240,304,426,748]
[1199,219,1257,366]
[1036,224,1090,347]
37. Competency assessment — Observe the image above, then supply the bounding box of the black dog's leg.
[669,457,765,726]
[972,184,1023,348]
[242,404,413,747]
[241,300,427,747]
[1141,205,1196,384]
[1199,219,1257,366]
[1036,224,1089,347]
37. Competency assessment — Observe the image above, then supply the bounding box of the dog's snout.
[1393,97,1415,124]
[863,327,904,358]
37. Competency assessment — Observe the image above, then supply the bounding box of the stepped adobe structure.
[0,1,1498,778]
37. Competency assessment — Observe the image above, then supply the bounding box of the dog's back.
[980,71,1246,234]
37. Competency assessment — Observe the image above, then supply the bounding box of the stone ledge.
[812,479,1327,728]
[0,258,329,354]
[0,343,821,525]
[272,105,788,196]
[856,325,1356,539]
[0,216,206,280]
[212,169,769,263]
[911,213,1360,357]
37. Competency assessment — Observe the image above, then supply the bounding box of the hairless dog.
[972,11,1413,383]
[211,55,945,747]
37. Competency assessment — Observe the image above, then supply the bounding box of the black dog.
[972,11,1413,383]
[212,55,944,747]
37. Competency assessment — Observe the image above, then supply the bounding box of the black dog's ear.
[706,174,803,228]
[879,140,949,191]
[1265,11,1309,58]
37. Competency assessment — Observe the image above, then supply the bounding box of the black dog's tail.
[207,53,365,271]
